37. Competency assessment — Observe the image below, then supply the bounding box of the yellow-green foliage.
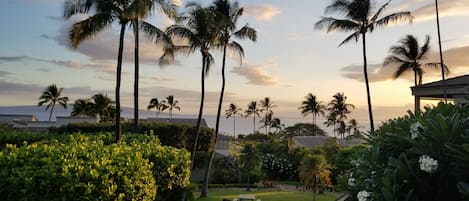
[0,134,191,201]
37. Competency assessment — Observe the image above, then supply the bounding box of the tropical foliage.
[38,84,69,122]
[299,154,332,201]
[71,94,115,122]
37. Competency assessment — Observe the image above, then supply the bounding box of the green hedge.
[49,122,215,152]
[0,134,190,201]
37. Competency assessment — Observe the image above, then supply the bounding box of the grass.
[194,188,336,201]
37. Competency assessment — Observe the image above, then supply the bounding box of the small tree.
[239,143,259,191]
[38,84,69,121]
[299,154,331,201]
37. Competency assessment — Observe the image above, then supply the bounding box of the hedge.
[0,134,191,201]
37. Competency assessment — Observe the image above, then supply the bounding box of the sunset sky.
[1,0,469,130]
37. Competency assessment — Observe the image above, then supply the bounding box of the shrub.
[261,153,295,180]
[0,134,191,201]
[345,103,469,201]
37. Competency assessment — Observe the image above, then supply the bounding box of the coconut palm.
[259,111,273,134]
[270,117,283,135]
[244,101,261,135]
[315,0,413,132]
[71,99,95,117]
[38,84,69,122]
[260,97,276,134]
[299,93,326,135]
[434,0,447,102]
[91,93,115,122]
[165,95,180,118]
[239,143,259,192]
[202,1,256,197]
[327,92,354,138]
[129,0,176,131]
[346,119,362,138]
[147,98,168,117]
[225,103,242,137]
[161,4,217,171]
[384,34,448,112]
[299,154,331,201]
[65,0,142,142]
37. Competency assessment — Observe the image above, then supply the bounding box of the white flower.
[348,178,356,187]
[419,155,438,173]
[357,190,371,201]
[410,122,424,139]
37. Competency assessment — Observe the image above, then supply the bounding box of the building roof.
[146,118,208,127]
[411,75,469,99]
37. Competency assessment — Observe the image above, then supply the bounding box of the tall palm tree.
[147,98,168,117]
[92,93,115,122]
[315,0,413,132]
[71,99,95,117]
[260,97,276,134]
[434,0,447,102]
[299,154,331,201]
[65,0,141,142]
[270,117,283,134]
[244,101,261,135]
[129,0,177,132]
[346,119,362,138]
[38,84,69,122]
[202,1,256,197]
[327,92,355,138]
[259,111,273,134]
[161,4,217,171]
[239,143,259,192]
[384,34,448,112]
[299,93,326,135]
[165,95,180,118]
[225,103,242,137]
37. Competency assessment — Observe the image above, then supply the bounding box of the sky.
[1,0,469,132]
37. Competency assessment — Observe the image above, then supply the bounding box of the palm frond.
[338,31,361,46]
[417,35,431,60]
[69,13,114,48]
[425,62,450,74]
[389,45,412,60]
[374,12,413,29]
[325,0,350,15]
[315,17,359,33]
[227,41,245,62]
[233,24,257,42]
[369,0,391,23]
[383,55,407,67]
[64,0,94,18]
[393,62,412,79]
[140,21,171,47]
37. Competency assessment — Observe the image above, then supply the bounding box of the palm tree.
[203,1,256,197]
[65,0,141,142]
[327,92,355,138]
[161,4,217,171]
[244,101,261,135]
[259,111,273,134]
[239,143,259,191]
[346,119,362,138]
[165,95,180,118]
[38,84,69,122]
[147,98,168,117]
[315,0,413,132]
[434,0,447,102]
[383,34,448,112]
[129,0,176,132]
[71,99,94,117]
[299,154,331,201]
[260,97,276,134]
[91,93,115,122]
[270,117,283,135]
[225,103,242,137]
[299,93,326,135]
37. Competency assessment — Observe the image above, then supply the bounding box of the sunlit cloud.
[391,0,469,22]
[231,63,279,86]
[244,4,281,21]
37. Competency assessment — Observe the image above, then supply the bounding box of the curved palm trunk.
[133,20,140,133]
[115,23,126,142]
[48,104,55,122]
[202,44,228,198]
[435,0,447,103]
[362,33,375,132]
[193,53,207,173]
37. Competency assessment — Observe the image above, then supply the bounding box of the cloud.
[391,0,469,22]
[245,4,281,21]
[0,55,81,69]
[231,63,279,86]
[340,45,469,82]
[0,70,11,77]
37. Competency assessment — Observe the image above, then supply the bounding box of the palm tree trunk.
[313,177,317,201]
[313,114,316,135]
[202,44,228,198]
[115,23,126,142]
[435,0,447,103]
[247,170,251,191]
[253,116,256,134]
[198,55,209,198]
[414,70,419,113]
[133,20,140,133]
[48,104,55,122]
[362,33,374,132]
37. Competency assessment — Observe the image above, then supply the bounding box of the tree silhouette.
[299,93,326,135]
[147,98,169,117]
[38,84,69,122]
[260,97,276,134]
[165,95,180,119]
[315,0,412,131]
[244,101,261,135]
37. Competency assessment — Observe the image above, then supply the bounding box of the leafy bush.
[211,156,239,184]
[0,134,190,201]
[261,153,295,180]
[49,121,215,152]
[345,103,469,201]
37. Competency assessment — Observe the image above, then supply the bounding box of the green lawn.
[194,188,336,201]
